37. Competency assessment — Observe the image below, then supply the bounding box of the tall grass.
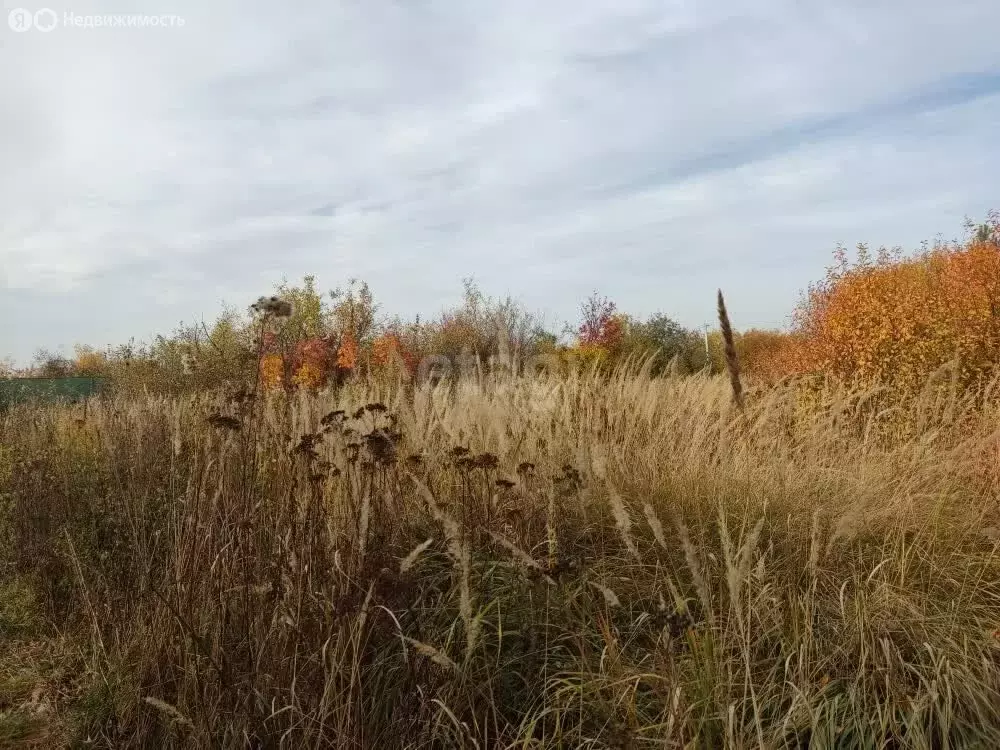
[2,364,1000,748]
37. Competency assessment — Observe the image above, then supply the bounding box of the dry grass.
[2,364,1000,748]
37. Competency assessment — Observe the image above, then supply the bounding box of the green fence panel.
[0,377,107,409]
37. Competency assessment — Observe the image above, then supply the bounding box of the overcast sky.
[2,0,999,364]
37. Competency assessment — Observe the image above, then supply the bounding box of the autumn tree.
[73,345,109,377]
[273,275,328,338]
[32,349,73,377]
[727,329,798,384]
[330,278,378,343]
[619,313,706,374]
[577,293,620,348]
[785,212,1000,393]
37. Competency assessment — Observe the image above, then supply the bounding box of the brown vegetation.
[3,362,1000,747]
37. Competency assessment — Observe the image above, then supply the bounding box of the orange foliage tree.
[736,329,799,384]
[259,332,340,391]
[372,332,417,376]
[336,334,359,372]
[291,338,335,389]
[785,214,1000,393]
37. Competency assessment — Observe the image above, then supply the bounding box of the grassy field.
[2,366,1000,748]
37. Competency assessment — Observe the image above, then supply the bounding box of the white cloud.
[1,0,999,361]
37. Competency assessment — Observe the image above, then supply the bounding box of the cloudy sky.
[2,0,999,364]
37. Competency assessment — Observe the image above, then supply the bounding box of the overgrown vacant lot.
[3,368,1000,748]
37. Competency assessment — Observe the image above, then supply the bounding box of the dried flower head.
[364,429,398,465]
[471,452,499,471]
[251,295,294,318]
[293,433,323,459]
[228,388,256,406]
[320,409,346,427]
[207,413,241,431]
[556,464,582,485]
[345,441,361,463]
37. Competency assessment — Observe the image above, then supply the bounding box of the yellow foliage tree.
[260,354,284,390]
[73,345,109,377]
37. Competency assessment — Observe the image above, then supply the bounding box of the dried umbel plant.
[717,289,744,409]
[364,428,399,466]
[207,412,241,431]
[251,295,293,318]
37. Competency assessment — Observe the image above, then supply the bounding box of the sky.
[2,0,999,365]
